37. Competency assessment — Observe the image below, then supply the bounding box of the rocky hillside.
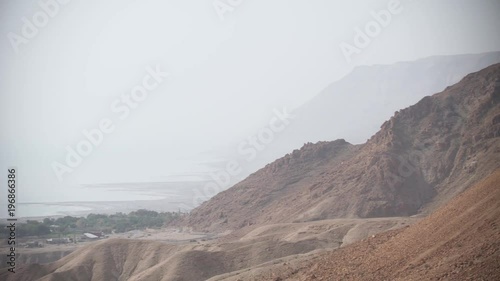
[246,168,500,281]
[184,63,500,232]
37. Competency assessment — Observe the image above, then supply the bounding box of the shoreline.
[0,198,194,222]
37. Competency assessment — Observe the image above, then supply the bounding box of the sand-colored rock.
[244,169,500,281]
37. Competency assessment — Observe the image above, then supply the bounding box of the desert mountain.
[241,168,500,281]
[238,52,500,175]
[5,64,500,281]
[185,63,500,232]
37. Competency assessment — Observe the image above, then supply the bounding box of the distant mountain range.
[240,52,500,175]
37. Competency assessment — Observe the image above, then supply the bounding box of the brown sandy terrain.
[0,227,217,273]
[0,227,216,269]
[110,227,214,242]
[0,246,75,266]
[224,169,500,280]
[1,217,415,281]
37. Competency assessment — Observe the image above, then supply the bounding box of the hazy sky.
[1,0,499,204]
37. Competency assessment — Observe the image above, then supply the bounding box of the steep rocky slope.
[241,168,500,281]
[184,63,500,232]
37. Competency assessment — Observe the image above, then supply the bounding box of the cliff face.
[185,139,360,231]
[184,64,500,232]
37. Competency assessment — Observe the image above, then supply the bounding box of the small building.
[26,241,43,248]
[89,231,105,238]
[46,237,72,244]
[82,233,99,239]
